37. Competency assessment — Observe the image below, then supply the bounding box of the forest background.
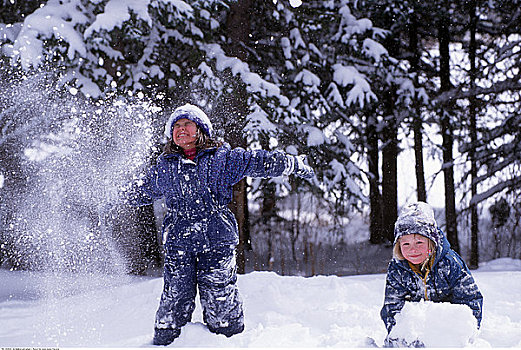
[0,0,520,277]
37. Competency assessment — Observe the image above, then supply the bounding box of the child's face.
[399,234,431,265]
[173,118,198,150]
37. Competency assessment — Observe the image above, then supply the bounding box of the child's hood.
[164,104,214,139]
[393,202,441,248]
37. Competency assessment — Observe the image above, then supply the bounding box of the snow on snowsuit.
[128,142,292,336]
[380,210,483,333]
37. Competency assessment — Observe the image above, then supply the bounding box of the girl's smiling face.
[399,234,431,265]
[172,118,198,149]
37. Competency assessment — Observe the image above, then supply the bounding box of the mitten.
[286,154,314,179]
[384,337,425,348]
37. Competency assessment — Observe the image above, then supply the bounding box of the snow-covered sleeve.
[380,262,409,333]
[219,146,290,186]
[447,251,484,328]
[124,165,163,206]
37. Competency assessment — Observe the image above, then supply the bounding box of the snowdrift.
[0,259,520,347]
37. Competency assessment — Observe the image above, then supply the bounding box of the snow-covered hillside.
[1,258,520,348]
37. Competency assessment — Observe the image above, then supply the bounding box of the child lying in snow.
[380,202,483,347]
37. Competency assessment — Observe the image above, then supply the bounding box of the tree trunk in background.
[438,6,460,253]
[231,180,250,273]
[261,180,276,270]
[0,143,28,269]
[225,0,254,273]
[367,114,384,244]
[259,133,278,268]
[113,205,161,275]
[381,111,399,243]
[379,17,400,244]
[413,116,427,202]
[468,0,479,268]
[135,205,162,271]
[215,94,250,274]
[408,5,427,202]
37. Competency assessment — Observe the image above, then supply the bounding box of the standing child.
[380,202,483,346]
[127,103,314,345]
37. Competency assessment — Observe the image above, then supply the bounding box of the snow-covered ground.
[0,258,520,348]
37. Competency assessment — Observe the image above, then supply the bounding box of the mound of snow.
[390,300,478,347]
[3,267,521,347]
[478,258,521,271]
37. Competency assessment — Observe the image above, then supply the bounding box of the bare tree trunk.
[232,181,250,273]
[468,0,479,268]
[224,0,254,273]
[379,20,400,244]
[303,235,309,265]
[111,204,161,275]
[413,117,427,202]
[309,242,315,276]
[261,180,276,271]
[291,189,301,263]
[367,114,384,244]
[409,5,427,202]
[0,142,30,269]
[135,205,162,271]
[382,107,399,243]
[438,5,460,253]
[268,230,274,271]
[280,245,285,276]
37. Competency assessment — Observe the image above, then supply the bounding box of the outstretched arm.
[222,146,315,185]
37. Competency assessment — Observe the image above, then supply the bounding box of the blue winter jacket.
[380,231,483,332]
[127,143,288,251]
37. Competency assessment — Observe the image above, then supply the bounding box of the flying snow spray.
[6,74,156,270]
[0,68,163,344]
[1,69,162,289]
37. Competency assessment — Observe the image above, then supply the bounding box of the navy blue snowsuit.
[128,143,289,336]
[380,231,483,333]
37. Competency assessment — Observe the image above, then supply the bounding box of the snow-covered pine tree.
[352,0,438,244]
[0,0,299,273]
[234,1,417,254]
[357,0,521,262]
[460,0,521,263]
